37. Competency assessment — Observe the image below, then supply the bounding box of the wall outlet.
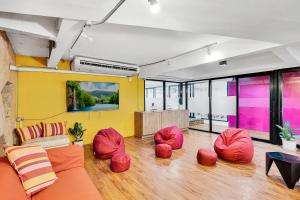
[16,117,24,122]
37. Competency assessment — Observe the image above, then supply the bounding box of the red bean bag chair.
[154,126,183,149]
[155,144,172,158]
[197,148,217,166]
[214,128,254,164]
[110,153,131,173]
[93,128,125,160]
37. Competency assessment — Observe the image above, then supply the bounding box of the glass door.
[211,78,237,133]
[238,75,270,140]
[188,81,210,131]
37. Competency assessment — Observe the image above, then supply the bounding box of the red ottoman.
[93,128,125,160]
[214,128,254,164]
[155,144,172,158]
[197,148,217,166]
[154,126,183,149]
[110,153,131,173]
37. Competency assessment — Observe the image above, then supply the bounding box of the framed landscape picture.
[67,81,119,112]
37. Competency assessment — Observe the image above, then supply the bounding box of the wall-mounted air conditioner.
[71,57,139,77]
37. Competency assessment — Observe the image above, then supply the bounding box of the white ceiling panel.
[7,32,49,57]
[70,23,233,65]
[0,0,121,21]
[108,0,300,44]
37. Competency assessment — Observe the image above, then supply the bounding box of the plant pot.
[282,139,297,151]
[73,139,84,146]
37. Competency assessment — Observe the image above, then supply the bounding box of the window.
[165,82,185,110]
[145,81,163,111]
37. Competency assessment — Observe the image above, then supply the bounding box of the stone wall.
[0,31,16,155]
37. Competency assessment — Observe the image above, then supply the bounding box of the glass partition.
[145,80,163,111]
[188,81,210,131]
[211,78,236,133]
[281,71,300,144]
[165,82,185,110]
[238,75,270,140]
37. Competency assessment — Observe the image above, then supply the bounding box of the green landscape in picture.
[67,81,119,112]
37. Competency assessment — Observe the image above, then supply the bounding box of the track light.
[148,0,160,14]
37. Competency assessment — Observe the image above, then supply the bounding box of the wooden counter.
[134,110,189,138]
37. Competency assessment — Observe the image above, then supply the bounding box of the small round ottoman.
[197,148,217,166]
[110,153,131,173]
[155,144,172,158]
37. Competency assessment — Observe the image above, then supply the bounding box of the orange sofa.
[0,145,103,200]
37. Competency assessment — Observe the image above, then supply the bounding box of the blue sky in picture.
[80,82,119,92]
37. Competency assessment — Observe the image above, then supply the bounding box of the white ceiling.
[0,0,120,21]
[108,0,300,44]
[7,33,49,57]
[163,51,284,81]
[69,23,233,65]
[1,0,300,81]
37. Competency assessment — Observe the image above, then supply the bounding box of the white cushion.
[22,135,70,149]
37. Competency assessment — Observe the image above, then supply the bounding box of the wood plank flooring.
[84,130,300,200]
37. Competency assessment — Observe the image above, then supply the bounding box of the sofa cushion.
[4,146,57,197]
[47,145,84,173]
[43,122,66,137]
[0,157,30,200]
[32,167,103,200]
[16,124,43,142]
[22,135,70,149]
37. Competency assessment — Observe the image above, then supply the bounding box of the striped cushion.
[4,146,57,197]
[16,124,43,142]
[43,122,66,137]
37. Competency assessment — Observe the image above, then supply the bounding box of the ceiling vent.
[71,57,139,76]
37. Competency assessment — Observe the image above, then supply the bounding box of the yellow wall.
[16,55,71,70]
[16,56,144,144]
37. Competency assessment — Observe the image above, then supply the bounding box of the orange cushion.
[32,167,103,200]
[46,145,84,173]
[4,146,57,197]
[0,157,30,200]
[16,124,43,142]
[43,122,66,137]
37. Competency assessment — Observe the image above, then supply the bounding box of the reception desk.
[134,110,189,138]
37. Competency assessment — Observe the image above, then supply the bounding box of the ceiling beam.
[0,12,57,40]
[139,39,280,79]
[47,19,85,68]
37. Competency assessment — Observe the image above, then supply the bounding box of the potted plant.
[275,121,297,151]
[69,122,86,146]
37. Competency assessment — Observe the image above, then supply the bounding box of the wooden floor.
[84,130,300,200]
[190,124,270,140]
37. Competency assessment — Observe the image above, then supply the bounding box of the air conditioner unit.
[71,57,139,77]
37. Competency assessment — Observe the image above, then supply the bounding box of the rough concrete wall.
[0,31,16,155]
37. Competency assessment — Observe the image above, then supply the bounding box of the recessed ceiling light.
[148,0,160,14]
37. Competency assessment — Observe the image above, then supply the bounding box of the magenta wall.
[282,72,300,135]
[238,76,270,132]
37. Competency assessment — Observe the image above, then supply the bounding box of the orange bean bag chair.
[197,148,217,166]
[155,144,172,158]
[214,128,254,164]
[154,126,183,149]
[93,128,125,160]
